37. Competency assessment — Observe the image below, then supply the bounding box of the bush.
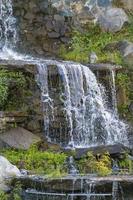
[1,144,67,178]
[95,152,112,176]
[77,151,112,176]
[77,151,97,174]
[0,191,8,200]
[0,69,26,109]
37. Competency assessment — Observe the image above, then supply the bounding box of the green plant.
[0,69,27,109]
[59,15,133,64]
[0,191,8,200]
[95,152,112,176]
[77,151,97,174]
[77,151,112,176]
[11,182,22,200]
[119,153,133,174]
[116,72,131,117]
[1,144,67,178]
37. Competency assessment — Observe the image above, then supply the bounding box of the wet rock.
[74,144,128,159]
[97,8,128,32]
[87,63,122,71]
[0,127,41,150]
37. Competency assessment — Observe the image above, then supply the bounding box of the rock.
[113,0,133,11]
[90,52,98,63]
[97,8,128,32]
[74,144,128,159]
[0,127,41,150]
[117,40,133,67]
[0,156,21,190]
[48,31,60,38]
[129,103,133,115]
[87,63,122,71]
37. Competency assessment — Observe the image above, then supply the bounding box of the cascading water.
[0,0,18,58]
[109,70,118,115]
[37,60,128,148]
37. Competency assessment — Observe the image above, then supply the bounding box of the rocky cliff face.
[12,0,129,57]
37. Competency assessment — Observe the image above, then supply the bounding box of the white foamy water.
[37,60,128,148]
[0,0,129,148]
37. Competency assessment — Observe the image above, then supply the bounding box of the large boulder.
[0,127,41,150]
[97,8,128,32]
[0,156,21,190]
[117,40,133,67]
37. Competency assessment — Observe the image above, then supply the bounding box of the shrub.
[0,191,8,200]
[95,152,112,176]
[77,151,97,174]
[1,144,67,178]
[77,151,112,176]
[0,69,26,109]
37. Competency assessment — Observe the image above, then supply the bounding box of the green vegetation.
[0,191,8,200]
[118,152,133,174]
[116,72,132,118]
[59,15,133,64]
[0,182,22,200]
[1,144,67,178]
[0,69,27,109]
[77,151,112,176]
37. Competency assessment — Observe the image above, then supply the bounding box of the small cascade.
[37,60,128,148]
[67,156,79,175]
[0,0,17,58]
[109,70,118,115]
[112,181,119,200]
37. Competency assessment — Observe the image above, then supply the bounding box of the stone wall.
[0,61,43,135]
[12,0,130,57]
[13,0,73,57]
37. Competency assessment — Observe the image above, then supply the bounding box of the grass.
[59,13,133,64]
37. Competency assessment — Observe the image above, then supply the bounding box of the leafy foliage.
[95,152,112,176]
[59,16,133,64]
[77,151,112,176]
[0,182,22,200]
[0,191,8,200]
[1,144,67,177]
[116,72,132,117]
[118,152,133,174]
[0,69,26,109]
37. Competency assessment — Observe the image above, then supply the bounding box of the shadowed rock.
[0,127,41,150]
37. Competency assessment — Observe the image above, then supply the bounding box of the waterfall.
[109,70,118,115]
[0,0,129,149]
[37,60,128,148]
[0,0,18,58]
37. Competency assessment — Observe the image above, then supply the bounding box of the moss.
[59,14,133,64]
